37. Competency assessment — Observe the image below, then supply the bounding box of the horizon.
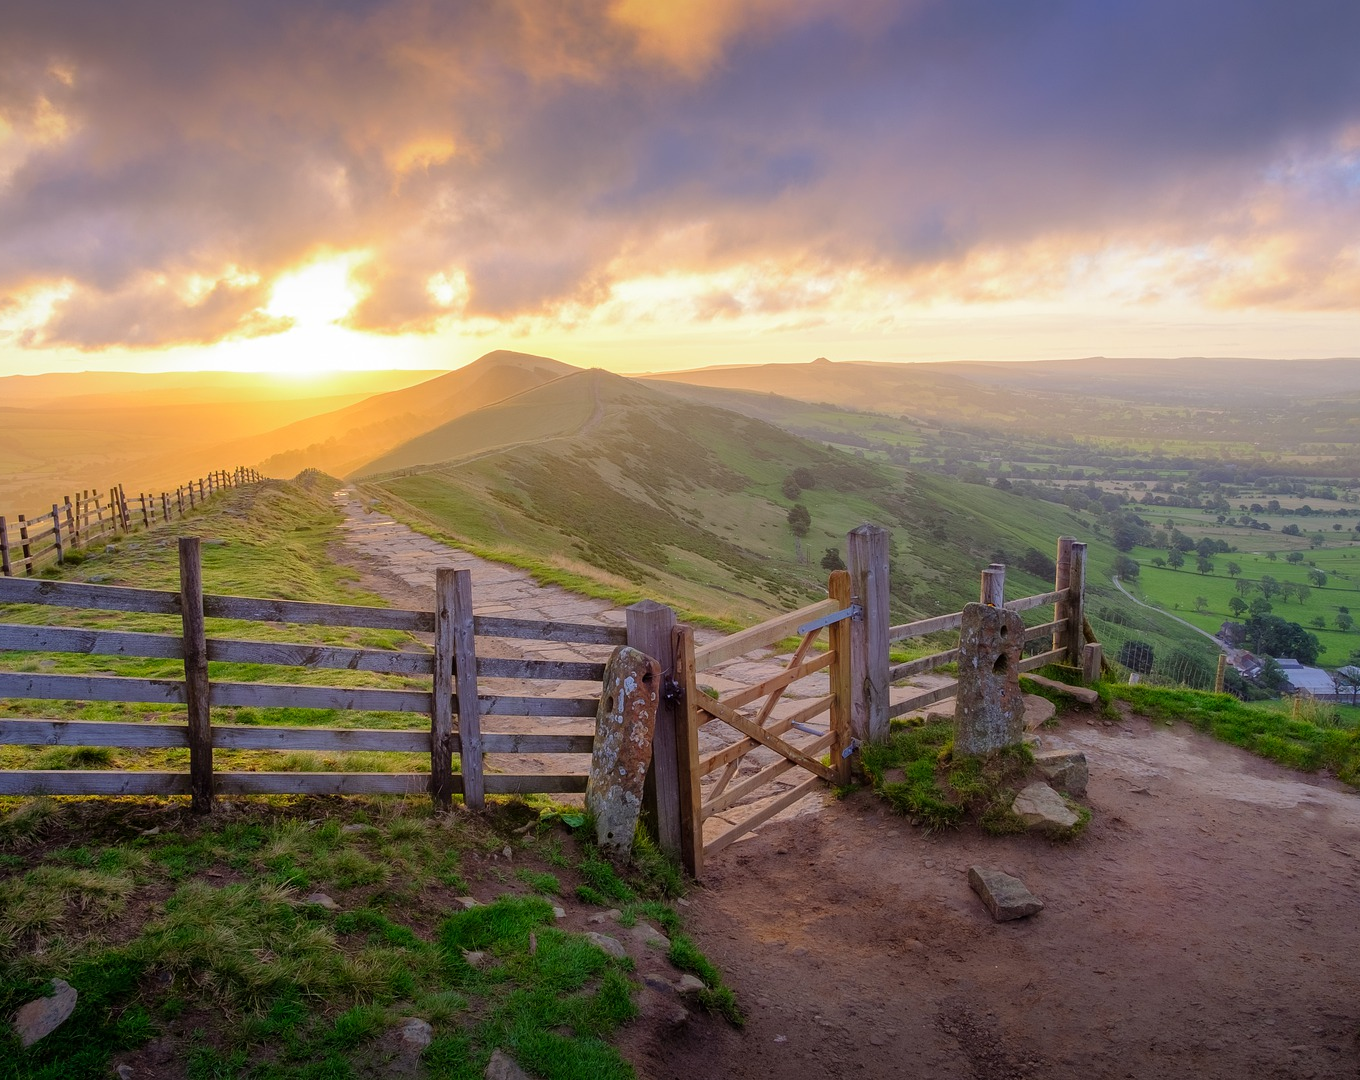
[3,2,1360,379]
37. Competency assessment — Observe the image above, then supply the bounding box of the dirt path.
[624,707,1360,1079]
[1112,573,1225,648]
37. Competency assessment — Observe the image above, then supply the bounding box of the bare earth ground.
[331,494,1360,1079]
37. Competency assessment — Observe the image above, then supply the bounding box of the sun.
[265,255,365,327]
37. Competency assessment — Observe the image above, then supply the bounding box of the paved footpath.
[332,488,836,840]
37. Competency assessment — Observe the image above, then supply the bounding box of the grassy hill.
[358,368,1126,630]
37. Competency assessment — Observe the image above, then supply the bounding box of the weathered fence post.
[178,537,213,813]
[628,599,681,859]
[17,516,32,575]
[1214,653,1227,694]
[847,524,891,749]
[828,569,854,786]
[671,625,703,878]
[1082,642,1104,685]
[955,602,1025,754]
[51,505,64,564]
[117,485,130,532]
[981,563,1005,607]
[586,646,660,857]
[1053,536,1074,655]
[0,517,10,577]
[443,568,484,809]
[1066,541,1087,665]
[64,496,77,551]
[431,569,458,810]
[139,493,150,529]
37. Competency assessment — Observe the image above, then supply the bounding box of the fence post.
[51,505,64,565]
[431,569,458,810]
[1082,642,1103,684]
[178,537,214,813]
[828,569,853,786]
[1052,536,1074,655]
[64,496,77,551]
[1066,541,1087,665]
[17,515,32,575]
[1214,654,1227,694]
[628,599,681,859]
[448,568,484,808]
[139,493,150,529]
[0,517,10,577]
[847,524,891,749]
[93,492,105,539]
[117,485,130,532]
[671,625,704,878]
[981,563,1005,606]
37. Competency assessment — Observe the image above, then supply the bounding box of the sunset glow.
[1,1,1358,377]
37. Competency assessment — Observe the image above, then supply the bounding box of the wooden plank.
[481,732,594,754]
[698,694,832,775]
[696,695,835,782]
[216,772,432,796]
[628,599,680,859]
[474,615,627,646]
[848,524,891,748]
[0,672,186,704]
[450,568,484,808]
[0,623,181,659]
[701,731,835,819]
[0,577,180,615]
[1005,589,1065,613]
[887,680,960,720]
[672,625,704,879]
[1067,542,1088,665]
[1023,619,1063,643]
[0,516,11,577]
[0,719,188,748]
[717,651,834,712]
[888,648,960,682]
[1019,647,1066,674]
[209,682,431,712]
[179,538,214,812]
[478,696,599,717]
[431,568,457,811]
[888,611,963,642]
[1053,536,1074,655]
[477,657,606,681]
[204,594,432,632]
[692,597,837,670]
[828,570,853,786]
[212,726,431,752]
[484,774,588,794]
[0,771,191,796]
[703,774,823,858]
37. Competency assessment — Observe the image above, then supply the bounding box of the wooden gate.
[672,571,854,877]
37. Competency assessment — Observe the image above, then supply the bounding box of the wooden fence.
[0,467,262,577]
[0,537,626,810]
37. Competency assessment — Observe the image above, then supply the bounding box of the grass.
[859,719,1087,837]
[1107,683,1360,786]
[0,794,727,1079]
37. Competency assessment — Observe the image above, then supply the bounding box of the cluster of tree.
[1223,614,1325,666]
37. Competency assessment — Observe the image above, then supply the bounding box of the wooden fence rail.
[0,467,263,577]
[0,538,629,811]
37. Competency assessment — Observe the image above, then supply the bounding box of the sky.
[2,0,1359,377]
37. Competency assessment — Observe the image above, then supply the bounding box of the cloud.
[1,0,1359,352]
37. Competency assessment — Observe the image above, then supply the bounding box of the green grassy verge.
[1107,684,1360,786]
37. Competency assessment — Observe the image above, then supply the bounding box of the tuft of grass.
[667,933,743,1026]
[515,868,562,896]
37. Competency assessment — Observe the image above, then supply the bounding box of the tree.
[781,475,802,500]
[787,504,811,538]
[1250,597,1274,618]
[791,467,816,490]
[820,547,846,572]
[1259,575,1280,599]
[1196,556,1215,575]
[1286,551,1305,564]
[1243,614,1323,665]
[1267,550,1278,561]
[1118,639,1156,674]
[1229,596,1249,618]
[1312,616,1328,629]
[1167,549,1185,570]
[1339,613,1355,632]
[1310,568,1328,587]
[1235,577,1254,598]
[1227,561,1242,578]
[1114,555,1140,581]
[1195,596,1209,613]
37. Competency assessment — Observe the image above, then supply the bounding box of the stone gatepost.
[954,602,1025,755]
[586,646,661,858]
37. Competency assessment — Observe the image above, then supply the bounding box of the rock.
[501,846,512,859]
[1034,749,1089,796]
[1023,694,1057,730]
[454,896,481,909]
[398,1017,433,1048]
[630,922,670,949]
[104,545,118,554]
[552,906,566,920]
[586,646,661,857]
[303,893,338,910]
[116,1066,134,1079]
[341,823,368,834]
[955,603,1026,754]
[676,974,705,994]
[585,932,629,959]
[12,979,78,1047]
[462,950,490,969]
[485,1049,533,1080]
[586,908,622,925]
[968,866,1044,922]
[1022,674,1100,706]
[1012,782,1080,831]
